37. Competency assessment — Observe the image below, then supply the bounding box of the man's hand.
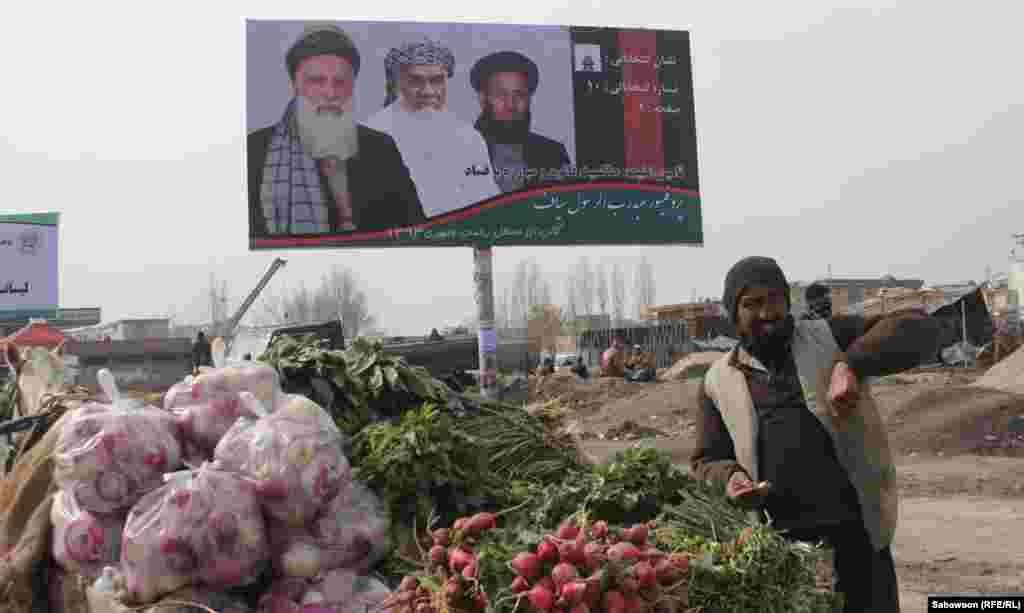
[726,471,771,510]
[828,361,860,417]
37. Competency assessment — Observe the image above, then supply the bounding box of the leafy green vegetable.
[352,403,498,534]
[510,443,692,527]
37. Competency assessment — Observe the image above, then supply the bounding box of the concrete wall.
[67,339,193,391]
[75,359,191,392]
[119,320,170,340]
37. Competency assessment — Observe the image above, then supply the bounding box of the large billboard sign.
[246,20,701,249]
[0,212,59,320]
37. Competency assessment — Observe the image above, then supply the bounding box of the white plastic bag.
[169,390,266,466]
[213,394,349,527]
[54,370,183,515]
[167,359,284,415]
[51,489,125,578]
[257,570,391,613]
[118,464,270,604]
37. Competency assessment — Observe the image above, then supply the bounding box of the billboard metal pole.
[473,245,499,400]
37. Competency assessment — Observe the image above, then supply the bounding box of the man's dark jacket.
[474,118,571,189]
[192,338,213,370]
[248,124,426,237]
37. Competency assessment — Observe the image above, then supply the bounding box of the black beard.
[740,314,795,367]
[478,108,531,144]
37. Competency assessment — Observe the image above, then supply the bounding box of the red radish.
[641,547,665,561]
[430,545,447,564]
[669,554,690,572]
[603,591,626,613]
[400,576,420,591]
[560,581,587,605]
[511,552,541,579]
[528,585,554,611]
[620,577,639,594]
[467,512,497,532]
[537,540,559,562]
[511,577,531,593]
[559,541,585,566]
[433,529,451,546]
[445,577,462,600]
[448,547,475,573]
[463,560,479,579]
[633,561,656,588]
[628,524,648,547]
[655,558,679,584]
[607,542,641,563]
[556,520,580,540]
[590,521,609,540]
[416,605,432,613]
[582,543,604,569]
[582,572,603,607]
[538,577,556,593]
[737,526,755,544]
[623,596,643,613]
[474,591,489,610]
[607,533,621,545]
[453,518,468,531]
[646,520,658,530]
[551,562,579,587]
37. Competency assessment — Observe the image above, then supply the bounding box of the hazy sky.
[2,2,1021,335]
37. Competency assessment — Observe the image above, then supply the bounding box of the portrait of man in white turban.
[364,38,500,219]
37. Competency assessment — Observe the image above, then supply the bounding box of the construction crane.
[222,258,287,356]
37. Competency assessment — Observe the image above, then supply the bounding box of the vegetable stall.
[0,335,840,613]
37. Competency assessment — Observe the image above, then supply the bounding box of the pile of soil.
[882,384,1024,456]
[658,352,722,382]
[602,420,671,441]
[973,345,1024,394]
[528,372,652,415]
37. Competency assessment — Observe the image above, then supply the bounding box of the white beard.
[295,96,359,160]
[398,91,447,115]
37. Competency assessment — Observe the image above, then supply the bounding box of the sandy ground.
[530,364,1024,610]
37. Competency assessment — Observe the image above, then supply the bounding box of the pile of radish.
[386,511,499,613]
[506,517,691,613]
[388,513,694,613]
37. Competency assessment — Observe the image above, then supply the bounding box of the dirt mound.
[883,384,1024,456]
[602,420,671,441]
[659,352,722,382]
[973,344,1024,394]
[528,372,652,415]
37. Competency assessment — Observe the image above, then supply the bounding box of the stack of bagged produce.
[54,360,391,613]
[164,360,283,465]
[51,369,184,582]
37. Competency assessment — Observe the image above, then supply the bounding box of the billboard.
[246,20,701,249]
[0,212,59,320]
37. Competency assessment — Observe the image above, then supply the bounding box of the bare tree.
[595,262,610,316]
[574,257,595,316]
[510,259,550,330]
[610,263,627,326]
[495,285,512,331]
[252,267,375,338]
[633,257,657,320]
[206,274,231,334]
[564,274,578,322]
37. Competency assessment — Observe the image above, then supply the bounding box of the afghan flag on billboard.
[570,27,699,194]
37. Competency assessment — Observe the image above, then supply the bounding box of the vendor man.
[691,256,941,613]
[600,336,627,378]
